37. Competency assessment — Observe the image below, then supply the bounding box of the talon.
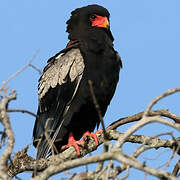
[82,129,102,146]
[61,132,84,156]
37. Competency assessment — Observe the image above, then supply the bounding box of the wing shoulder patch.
[38,48,84,99]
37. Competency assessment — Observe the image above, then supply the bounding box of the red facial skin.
[90,14,109,28]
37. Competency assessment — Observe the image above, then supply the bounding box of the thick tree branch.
[32,148,178,180]
[7,129,179,178]
[2,86,179,179]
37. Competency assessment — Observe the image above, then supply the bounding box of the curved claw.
[82,129,103,146]
[61,132,84,156]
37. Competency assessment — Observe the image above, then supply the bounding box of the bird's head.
[66,4,114,42]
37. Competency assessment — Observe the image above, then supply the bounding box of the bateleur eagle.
[33,4,122,159]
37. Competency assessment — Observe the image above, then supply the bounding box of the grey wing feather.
[34,48,85,158]
[38,48,84,99]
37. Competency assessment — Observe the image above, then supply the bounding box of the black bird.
[33,4,122,159]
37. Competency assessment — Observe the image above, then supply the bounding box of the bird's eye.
[90,14,96,21]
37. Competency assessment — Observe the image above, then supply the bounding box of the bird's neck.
[68,27,114,51]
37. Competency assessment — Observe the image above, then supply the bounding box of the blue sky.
[0,0,180,179]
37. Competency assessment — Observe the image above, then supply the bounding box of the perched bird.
[33,4,122,159]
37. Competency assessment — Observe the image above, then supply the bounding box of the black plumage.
[33,4,122,159]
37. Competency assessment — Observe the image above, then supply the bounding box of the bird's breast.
[79,55,119,105]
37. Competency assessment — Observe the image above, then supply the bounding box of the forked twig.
[1,50,40,89]
[144,88,180,117]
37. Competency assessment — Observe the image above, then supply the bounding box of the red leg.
[82,129,103,146]
[61,132,84,156]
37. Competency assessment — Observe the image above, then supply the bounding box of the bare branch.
[115,88,180,149]
[29,64,42,75]
[7,109,37,118]
[116,116,180,148]
[0,50,40,89]
[7,129,179,177]
[32,149,178,180]
[133,132,180,158]
[2,81,179,179]
[88,80,106,136]
[108,109,180,130]
[172,160,180,176]
[0,90,16,180]
[144,88,180,116]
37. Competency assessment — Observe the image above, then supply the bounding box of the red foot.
[61,132,84,156]
[82,129,103,146]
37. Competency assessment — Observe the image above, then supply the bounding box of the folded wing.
[33,48,84,159]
